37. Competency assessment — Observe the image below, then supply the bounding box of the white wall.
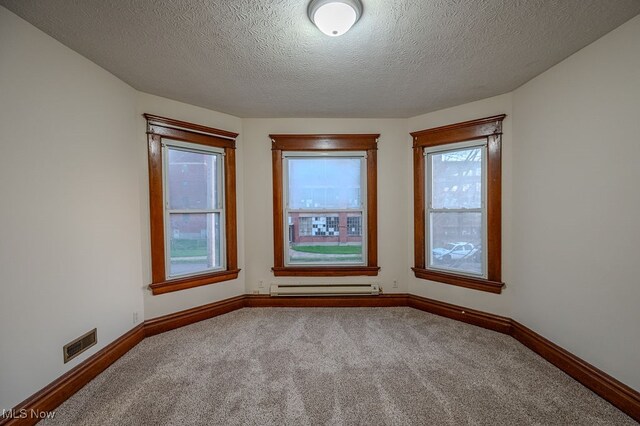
[511,15,640,390]
[0,7,143,410]
[406,94,514,317]
[137,93,246,319]
[242,119,409,295]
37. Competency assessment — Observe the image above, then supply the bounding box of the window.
[271,134,380,276]
[347,216,362,236]
[298,217,313,236]
[165,143,224,278]
[145,114,240,295]
[427,142,484,276]
[285,156,364,265]
[412,115,505,293]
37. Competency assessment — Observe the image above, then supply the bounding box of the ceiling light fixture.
[308,0,363,37]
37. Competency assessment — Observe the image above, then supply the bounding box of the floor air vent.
[270,284,379,296]
[63,328,97,363]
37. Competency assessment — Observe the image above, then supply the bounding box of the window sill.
[149,269,241,295]
[272,266,380,277]
[411,267,504,294]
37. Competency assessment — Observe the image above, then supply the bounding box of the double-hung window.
[164,141,225,278]
[425,141,486,277]
[271,134,380,276]
[284,153,366,266]
[412,115,505,293]
[145,114,240,295]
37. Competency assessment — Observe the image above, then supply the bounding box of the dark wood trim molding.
[148,269,241,295]
[270,134,380,277]
[147,126,236,149]
[410,115,505,147]
[272,149,284,269]
[5,293,638,424]
[366,149,378,268]
[144,114,240,295]
[144,114,239,140]
[412,115,506,293]
[408,294,512,333]
[272,266,380,277]
[270,134,379,151]
[411,268,504,294]
[511,321,640,422]
[486,133,503,281]
[407,294,640,422]
[412,146,425,274]
[245,294,407,308]
[224,147,239,275]
[144,295,246,336]
[0,325,144,426]
[148,133,165,284]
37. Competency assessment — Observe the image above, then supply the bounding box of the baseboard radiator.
[270,284,380,296]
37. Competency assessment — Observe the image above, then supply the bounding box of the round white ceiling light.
[308,0,363,37]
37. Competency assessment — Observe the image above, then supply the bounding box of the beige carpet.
[43,308,634,425]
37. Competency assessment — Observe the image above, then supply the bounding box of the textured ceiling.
[2,0,639,118]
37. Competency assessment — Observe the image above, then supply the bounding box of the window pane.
[298,217,313,236]
[288,158,361,209]
[431,146,483,209]
[347,216,362,236]
[168,213,222,277]
[168,148,220,210]
[287,212,363,264]
[429,212,483,275]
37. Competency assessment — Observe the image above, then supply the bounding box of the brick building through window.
[288,213,363,244]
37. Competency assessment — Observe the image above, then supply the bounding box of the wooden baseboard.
[407,294,512,334]
[1,295,246,426]
[245,293,408,308]
[511,321,640,422]
[1,325,144,426]
[144,295,246,337]
[405,294,639,422]
[4,293,638,424]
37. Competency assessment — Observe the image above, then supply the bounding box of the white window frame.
[282,151,367,267]
[425,139,488,278]
[162,139,226,279]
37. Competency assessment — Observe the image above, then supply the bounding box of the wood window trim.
[145,114,240,295]
[271,134,380,277]
[411,115,506,294]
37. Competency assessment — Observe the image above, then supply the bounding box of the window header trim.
[144,113,238,140]
[412,114,505,148]
[283,150,366,158]
[271,134,379,151]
